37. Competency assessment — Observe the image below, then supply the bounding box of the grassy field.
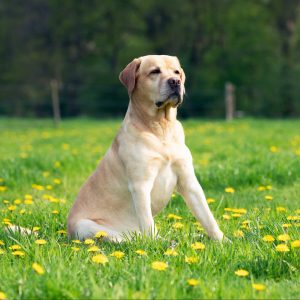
[0,118,299,299]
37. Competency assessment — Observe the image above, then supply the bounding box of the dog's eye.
[149,68,161,75]
[174,70,180,74]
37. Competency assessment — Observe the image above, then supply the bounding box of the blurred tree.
[0,0,300,118]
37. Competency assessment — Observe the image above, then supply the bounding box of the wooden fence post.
[50,79,61,126]
[225,82,235,121]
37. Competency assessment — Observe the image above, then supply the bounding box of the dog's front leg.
[177,159,224,241]
[129,182,156,237]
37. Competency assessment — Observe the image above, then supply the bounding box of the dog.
[67,55,224,242]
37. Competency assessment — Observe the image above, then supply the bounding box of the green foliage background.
[1,0,300,118]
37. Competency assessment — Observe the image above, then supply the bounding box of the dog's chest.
[151,160,177,215]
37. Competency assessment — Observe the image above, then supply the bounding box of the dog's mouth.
[155,92,182,108]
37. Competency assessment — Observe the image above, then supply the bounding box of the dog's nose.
[168,78,181,90]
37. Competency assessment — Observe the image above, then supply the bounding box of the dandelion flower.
[87,246,100,252]
[252,283,266,291]
[282,224,292,228]
[167,213,182,220]
[9,244,21,250]
[291,240,300,248]
[262,235,275,242]
[234,230,244,238]
[94,231,108,238]
[225,187,235,193]
[84,239,95,245]
[92,254,108,264]
[287,215,300,221]
[270,146,278,152]
[110,251,125,259]
[207,198,215,204]
[32,263,45,275]
[172,222,184,229]
[0,249,5,255]
[52,210,59,214]
[0,292,7,300]
[12,250,25,257]
[72,239,81,244]
[265,195,273,201]
[276,207,286,212]
[71,247,80,252]
[151,261,168,271]
[35,239,47,245]
[185,256,199,264]
[277,234,290,242]
[164,249,178,256]
[53,178,61,185]
[223,214,231,220]
[234,269,249,277]
[187,279,200,286]
[135,249,147,256]
[191,242,205,250]
[57,230,66,234]
[276,244,290,252]
[32,227,40,232]
[257,186,266,191]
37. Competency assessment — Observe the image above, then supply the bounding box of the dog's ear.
[119,58,141,95]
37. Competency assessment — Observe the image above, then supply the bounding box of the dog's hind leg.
[71,219,124,242]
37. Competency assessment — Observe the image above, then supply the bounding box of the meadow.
[0,118,299,299]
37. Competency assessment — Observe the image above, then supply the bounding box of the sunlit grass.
[0,118,299,299]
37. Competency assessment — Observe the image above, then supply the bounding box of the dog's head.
[119,55,185,108]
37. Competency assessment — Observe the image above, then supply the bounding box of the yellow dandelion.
[84,239,95,245]
[291,240,300,248]
[32,263,45,275]
[234,269,249,277]
[164,249,178,256]
[71,247,80,252]
[277,234,290,242]
[172,222,184,229]
[207,198,215,204]
[270,146,278,153]
[185,256,199,264]
[57,230,66,234]
[191,242,205,250]
[252,283,266,291]
[46,185,53,190]
[35,239,47,245]
[12,250,25,257]
[8,205,16,211]
[32,227,40,232]
[287,215,300,221]
[262,235,275,242]
[187,279,200,286]
[265,195,273,201]
[282,224,292,228]
[0,186,7,192]
[135,249,147,256]
[52,210,59,214]
[223,214,231,220]
[72,239,81,244]
[9,244,21,250]
[167,213,182,220]
[0,249,5,255]
[87,246,100,252]
[234,230,244,238]
[94,231,108,238]
[110,251,125,259]
[151,261,168,271]
[257,186,266,191]
[24,199,33,205]
[276,207,286,212]
[232,213,242,218]
[266,185,272,190]
[225,187,235,193]
[0,292,7,300]
[92,254,108,264]
[276,244,290,252]
[53,178,61,185]
[14,199,22,205]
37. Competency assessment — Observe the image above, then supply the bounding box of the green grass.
[0,118,299,299]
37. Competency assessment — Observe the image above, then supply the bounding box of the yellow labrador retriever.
[67,55,224,242]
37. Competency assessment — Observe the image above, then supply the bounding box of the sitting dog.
[67,55,224,242]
